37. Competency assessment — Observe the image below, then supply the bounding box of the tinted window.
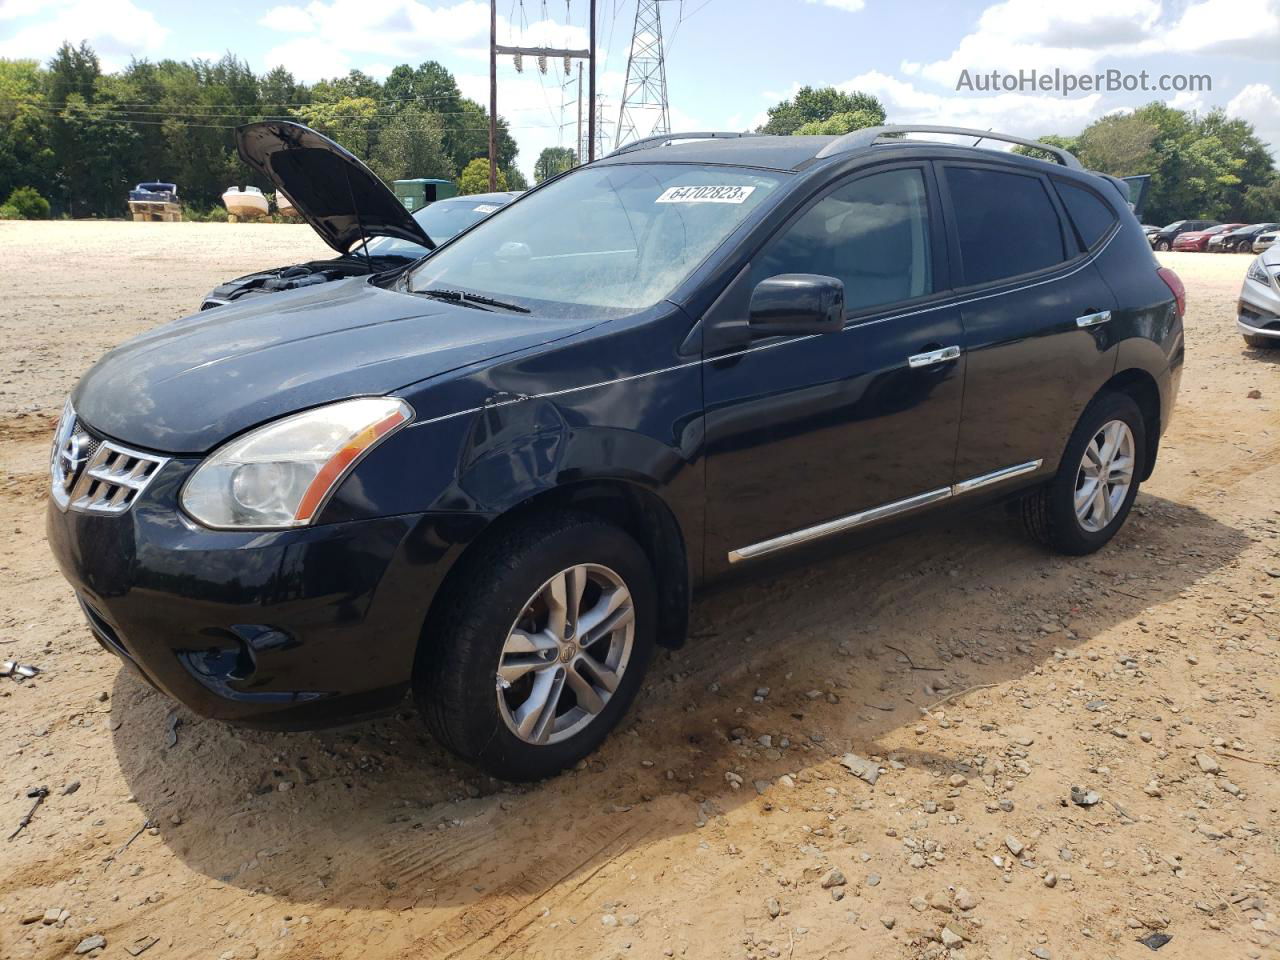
[753,167,933,313]
[945,166,1066,285]
[1056,181,1117,249]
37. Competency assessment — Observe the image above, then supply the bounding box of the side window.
[1055,180,1118,249]
[753,167,933,313]
[944,166,1067,286]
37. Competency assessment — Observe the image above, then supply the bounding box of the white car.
[1254,230,1277,254]
[1239,245,1280,347]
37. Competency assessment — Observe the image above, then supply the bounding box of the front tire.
[1154,239,1171,251]
[1021,392,1146,555]
[415,511,657,781]
[1244,333,1280,349]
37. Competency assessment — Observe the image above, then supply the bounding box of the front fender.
[319,365,705,573]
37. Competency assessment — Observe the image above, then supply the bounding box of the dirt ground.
[0,221,1277,960]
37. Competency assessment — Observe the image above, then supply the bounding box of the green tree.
[370,105,454,182]
[0,59,55,202]
[296,96,379,161]
[4,186,50,218]
[1030,103,1277,224]
[759,86,886,136]
[458,157,507,194]
[449,98,519,173]
[503,165,529,191]
[259,65,305,108]
[793,108,883,136]
[1242,176,1280,222]
[534,146,575,182]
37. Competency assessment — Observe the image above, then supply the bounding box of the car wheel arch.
[415,477,692,680]
[1098,368,1161,481]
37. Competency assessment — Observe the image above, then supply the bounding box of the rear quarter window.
[944,166,1067,286]
[1055,181,1118,250]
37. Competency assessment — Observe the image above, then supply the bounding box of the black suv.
[48,124,1184,780]
[1149,218,1219,250]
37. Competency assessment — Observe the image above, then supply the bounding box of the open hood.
[235,120,435,255]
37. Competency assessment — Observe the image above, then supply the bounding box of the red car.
[1172,223,1245,251]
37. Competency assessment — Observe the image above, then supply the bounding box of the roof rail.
[606,131,765,159]
[814,125,1083,169]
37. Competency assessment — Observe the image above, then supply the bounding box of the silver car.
[1239,245,1280,347]
[1254,230,1277,253]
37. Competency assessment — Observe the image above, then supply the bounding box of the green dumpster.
[393,178,457,212]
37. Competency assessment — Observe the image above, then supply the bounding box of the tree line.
[759,86,1278,226]
[3,55,1276,226]
[1030,104,1279,225]
[0,42,528,217]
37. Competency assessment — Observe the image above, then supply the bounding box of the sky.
[1,0,1278,180]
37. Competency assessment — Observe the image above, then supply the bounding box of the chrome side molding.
[727,459,1044,563]
[728,486,952,563]
[952,458,1043,494]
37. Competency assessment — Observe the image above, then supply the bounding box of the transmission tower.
[615,0,671,150]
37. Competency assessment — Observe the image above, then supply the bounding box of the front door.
[701,163,965,572]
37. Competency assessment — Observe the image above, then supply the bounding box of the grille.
[51,406,168,515]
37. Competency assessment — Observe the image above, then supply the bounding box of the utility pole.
[489,0,596,172]
[576,62,584,165]
[588,0,597,161]
[488,0,497,190]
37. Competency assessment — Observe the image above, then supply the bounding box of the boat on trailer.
[222,185,270,220]
[128,182,181,222]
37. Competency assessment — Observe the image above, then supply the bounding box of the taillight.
[1158,266,1186,318]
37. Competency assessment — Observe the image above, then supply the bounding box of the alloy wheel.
[1074,419,1135,532]
[495,564,635,745]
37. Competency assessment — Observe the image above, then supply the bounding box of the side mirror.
[748,274,845,335]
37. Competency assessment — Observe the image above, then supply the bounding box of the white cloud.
[259,5,317,33]
[803,0,866,12]
[1161,0,1280,58]
[0,0,53,20]
[1227,82,1280,156]
[1165,89,1207,113]
[0,0,168,69]
[913,0,1280,90]
[841,69,1105,141]
[913,0,1163,87]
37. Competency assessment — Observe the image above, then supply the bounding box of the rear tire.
[1021,392,1146,555]
[415,510,657,781]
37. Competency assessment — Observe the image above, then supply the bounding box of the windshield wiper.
[415,287,531,313]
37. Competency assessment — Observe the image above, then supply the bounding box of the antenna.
[615,0,672,150]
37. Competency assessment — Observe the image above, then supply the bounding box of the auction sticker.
[655,185,756,204]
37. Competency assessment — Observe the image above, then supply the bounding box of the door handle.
[907,345,962,368]
[1076,309,1112,328]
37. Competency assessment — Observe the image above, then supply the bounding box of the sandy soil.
[0,222,1277,960]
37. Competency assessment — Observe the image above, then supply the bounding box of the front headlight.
[1246,256,1273,287]
[181,397,414,529]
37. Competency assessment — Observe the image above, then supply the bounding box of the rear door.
[938,162,1119,486]
[701,163,966,570]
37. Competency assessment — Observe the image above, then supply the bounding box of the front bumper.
[46,454,481,727]
[1239,276,1280,340]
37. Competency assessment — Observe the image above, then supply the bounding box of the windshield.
[361,197,510,259]
[408,163,784,317]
